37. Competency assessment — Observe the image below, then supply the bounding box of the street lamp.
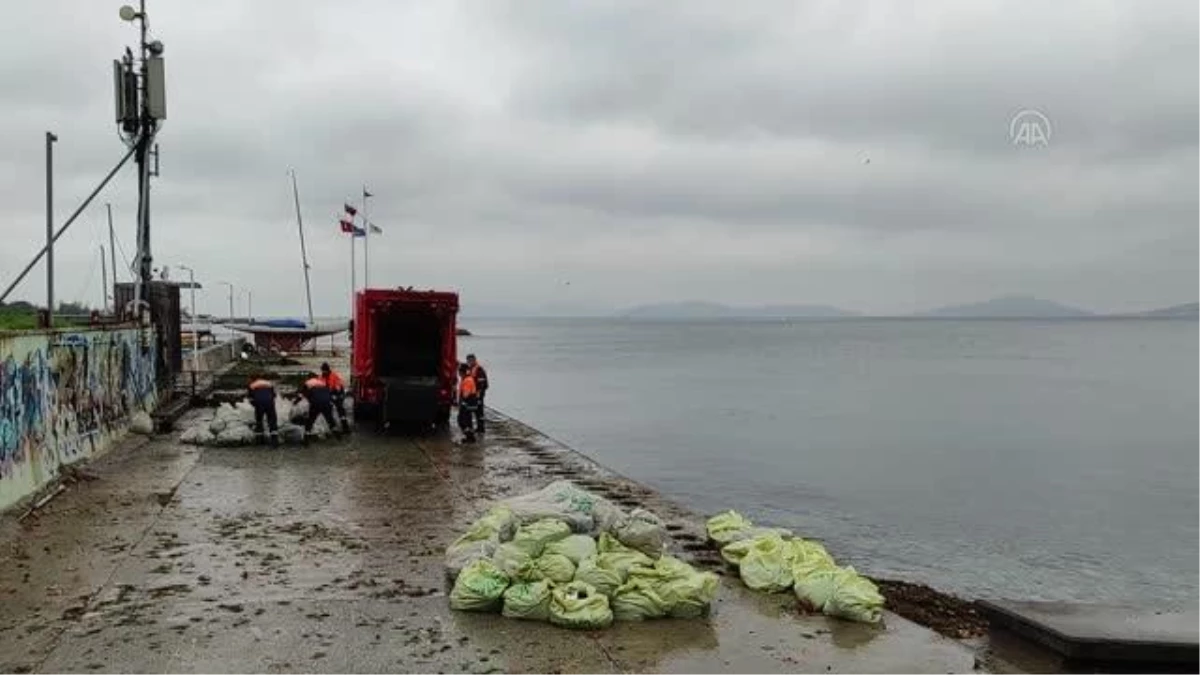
[176,264,199,374]
[217,281,234,320]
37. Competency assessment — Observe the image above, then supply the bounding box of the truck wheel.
[434,406,451,432]
[355,401,378,423]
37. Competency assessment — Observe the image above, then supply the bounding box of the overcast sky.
[1,0,1196,316]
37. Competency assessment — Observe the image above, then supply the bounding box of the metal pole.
[133,0,154,328]
[227,285,234,319]
[178,265,198,373]
[0,146,136,305]
[362,186,370,288]
[100,246,109,312]
[46,132,57,325]
[106,203,118,306]
[246,290,253,320]
[350,230,356,321]
[189,269,198,374]
[289,169,315,325]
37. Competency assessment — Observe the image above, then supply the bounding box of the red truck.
[351,288,460,430]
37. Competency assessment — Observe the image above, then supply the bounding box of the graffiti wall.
[0,328,157,510]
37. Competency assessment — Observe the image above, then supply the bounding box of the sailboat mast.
[289,168,316,325]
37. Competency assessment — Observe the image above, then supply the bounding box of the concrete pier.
[978,600,1198,673]
[0,387,977,672]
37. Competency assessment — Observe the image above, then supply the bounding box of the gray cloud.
[0,0,1195,317]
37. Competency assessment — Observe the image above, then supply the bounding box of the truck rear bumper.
[379,377,446,424]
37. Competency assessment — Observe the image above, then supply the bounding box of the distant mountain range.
[614,296,1198,320]
[618,301,858,319]
[1126,301,1199,318]
[915,295,1093,318]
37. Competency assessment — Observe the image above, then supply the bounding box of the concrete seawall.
[0,327,158,510]
[180,338,246,375]
[0,353,976,673]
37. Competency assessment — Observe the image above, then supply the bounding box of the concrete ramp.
[979,600,1199,672]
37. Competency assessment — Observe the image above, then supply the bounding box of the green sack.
[549,581,613,630]
[452,521,499,547]
[793,564,844,612]
[659,568,719,619]
[532,553,577,584]
[626,555,693,581]
[791,554,837,588]
[502,580,552,621]
[790,539,835,567]
[738,535,794,592]
[720,537,758,567]
[544,534,598,564]
[611,578,668,621]
[445,539,498,581]
[596,533,653,575]
[512,518,572,557]
[574,555,625,597]
[492,542,535,580]
[450,559,510,612]
[823,567,885,624]
[612,508,667,558]
[626,556,719,619]
[706,510,753,545]
[476,505,518,542]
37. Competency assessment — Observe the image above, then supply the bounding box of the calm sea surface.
[459,318,1198,607]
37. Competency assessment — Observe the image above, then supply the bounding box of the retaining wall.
[180,338,246,374]
[0,327,157,510]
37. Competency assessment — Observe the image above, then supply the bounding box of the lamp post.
[176,264,198,374]
[242,289,253,321]
[45,131,57,327]
[217,281,234,320]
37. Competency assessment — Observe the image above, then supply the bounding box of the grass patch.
[0,309,92,331]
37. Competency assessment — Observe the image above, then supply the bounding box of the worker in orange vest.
[465,354,489,434]
[247,375,279,446]
[457,362,480,444]
[298,372,342,440]
[320,362,352,433]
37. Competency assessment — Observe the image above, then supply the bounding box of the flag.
[344,203,357,217]
[363,187,374,199]
[353,226,367,238]
[339,218,354,233]
[369,223,383,235]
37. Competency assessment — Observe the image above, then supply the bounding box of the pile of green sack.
[446,500,719,630]
[706,511,885,625]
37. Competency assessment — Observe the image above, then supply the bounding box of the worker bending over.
[320,362,352,433]
[457,363,481,444]
[299,372,342,440]
[248,374,279,446]
[465,354,489,434]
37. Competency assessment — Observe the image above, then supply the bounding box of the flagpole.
[350,225,357,320]
[362,185,371,288]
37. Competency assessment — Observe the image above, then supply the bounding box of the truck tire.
[434,406,451,432]
[354,401,379,424]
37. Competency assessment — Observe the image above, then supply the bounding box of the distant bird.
[863,157,871,164]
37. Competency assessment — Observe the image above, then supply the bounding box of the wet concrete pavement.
[0,403,979,673]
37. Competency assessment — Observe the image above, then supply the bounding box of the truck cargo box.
[351,288,459,429]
